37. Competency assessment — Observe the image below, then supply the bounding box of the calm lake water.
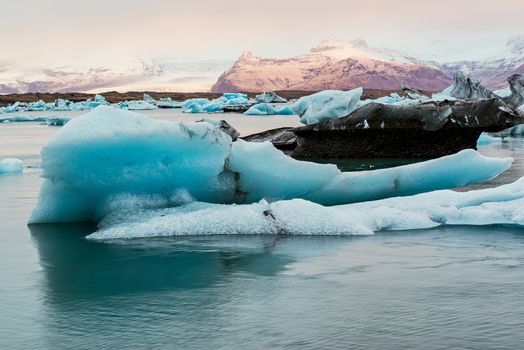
[1,109,524,349]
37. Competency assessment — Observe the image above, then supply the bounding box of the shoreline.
[0,88,437,107]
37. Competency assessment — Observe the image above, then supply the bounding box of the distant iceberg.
[254,92,287,104]
[182,93,253,114]
[0,158,23,175]
[119,100,157,110]
[293,88,363,125]
[244,103,295,116]
[0,115,70,126]
[29,106,512,224]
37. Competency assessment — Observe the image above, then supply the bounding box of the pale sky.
[2,0,523,67]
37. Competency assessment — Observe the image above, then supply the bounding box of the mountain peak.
[238,50,256,60]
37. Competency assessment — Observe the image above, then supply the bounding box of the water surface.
[1,110,524,349]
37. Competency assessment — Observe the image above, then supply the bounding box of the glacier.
[0,158,23,175]
[87,176,524,240]
[293,88,363,125]
[29,106,512,224]
[244,103,295,116]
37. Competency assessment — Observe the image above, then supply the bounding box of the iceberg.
[2,102,21,113]
[448,72,496,100]
[244,103,295,116]
[0,158,23,175]
[182,98,210,113]
[120,100,158,110]
[157,97,183,109]
[504,74,524,108]
[254,92,287,104]
[45,116,70,126]
[293,88,363,125]
[87,176,524,240]
[228,140,511,205]
[0,115,47,123]
[0,115,69,125]
[26,100,49,112]
[477,133,501,145]
[506,124,524,137]
[29,106,512,224]
[182,94,252,114]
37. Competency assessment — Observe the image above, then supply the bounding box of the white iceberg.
[293,88,363,125]
[29,106,512,224]
[244,103,295,116]
[0,158,23,175]
[87,176,524,240]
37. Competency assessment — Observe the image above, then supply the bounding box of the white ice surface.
[88,177,524,240]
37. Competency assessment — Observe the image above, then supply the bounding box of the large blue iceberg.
[29,106,512,224]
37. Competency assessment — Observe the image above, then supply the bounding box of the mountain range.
[212,37,524,93]
[1,37,522,94]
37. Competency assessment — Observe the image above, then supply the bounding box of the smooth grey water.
[1,111,524,349]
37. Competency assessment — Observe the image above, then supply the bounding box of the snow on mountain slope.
[0,58,232,93]
[211,40,451,92]
[414,35,524,90]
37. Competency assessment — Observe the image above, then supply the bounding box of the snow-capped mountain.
[1,37,522,94]
[212,37,524,93]
[428,35,524,89]
[211,40,452,93]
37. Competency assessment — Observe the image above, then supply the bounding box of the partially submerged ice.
[0,158,23,175]
[29,106,512,224]
[293,88,363,125]
[0,115,70,126]
[88,176,524,239]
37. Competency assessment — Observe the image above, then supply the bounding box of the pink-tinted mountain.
[212,38,524,93]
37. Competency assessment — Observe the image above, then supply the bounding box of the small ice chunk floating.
[0,158,23,175]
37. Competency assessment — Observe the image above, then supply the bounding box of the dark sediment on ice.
[244,98,523,158]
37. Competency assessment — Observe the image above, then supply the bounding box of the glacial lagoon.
[1,109,524,349]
